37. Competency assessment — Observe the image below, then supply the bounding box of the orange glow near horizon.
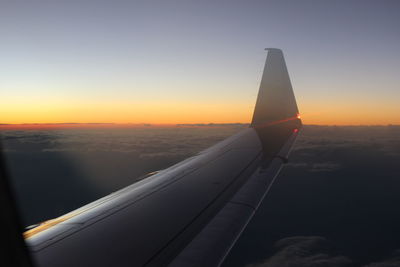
[0,100,254,125]
[1,106,399,127]
[297,99,400,126]
[1,97,399,127]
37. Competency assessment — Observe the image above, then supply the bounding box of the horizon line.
[0,122,399,130]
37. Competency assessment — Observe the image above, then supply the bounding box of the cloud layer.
[2,125,400,266]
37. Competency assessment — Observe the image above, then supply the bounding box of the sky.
[1,0,399,125]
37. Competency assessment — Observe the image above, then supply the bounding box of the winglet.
[251,49,300,127]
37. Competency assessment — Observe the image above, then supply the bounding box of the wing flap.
[169,128,299,267]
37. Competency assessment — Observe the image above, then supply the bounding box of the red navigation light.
[293,128,299,133]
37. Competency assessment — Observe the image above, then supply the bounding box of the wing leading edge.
[24,48,302,267]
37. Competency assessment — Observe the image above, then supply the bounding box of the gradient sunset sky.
[1,0,399,125]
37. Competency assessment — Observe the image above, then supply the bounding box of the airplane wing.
[7,48,302,267]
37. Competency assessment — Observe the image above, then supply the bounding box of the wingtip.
[264,48,282,52]
[251,48,299,127]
